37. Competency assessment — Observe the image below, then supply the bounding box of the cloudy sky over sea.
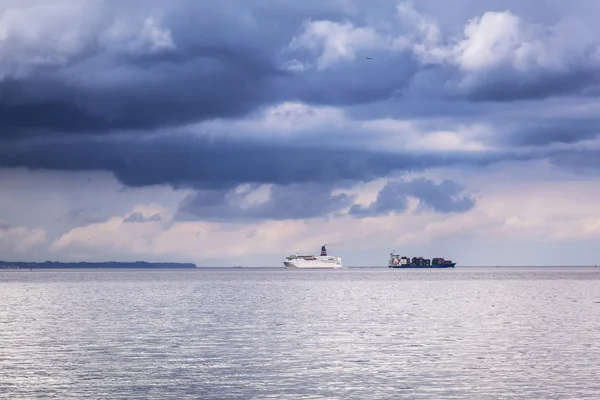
[2,0,600,266]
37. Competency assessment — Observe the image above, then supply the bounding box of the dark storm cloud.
[546,148,600,171]
[177,183,354,222]
[0,0,405,139]
[398,62,600,106]
[502,117,600,147]
[178,178,476,222]
[0,49,287,138]
[460,68,600,103]
[0,133,528,190]
[4,0,600,143]
[2,0,600,193]
[349,178,475,218]
[287,53,420,107]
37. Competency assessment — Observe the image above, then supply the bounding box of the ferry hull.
[284,261,343,269]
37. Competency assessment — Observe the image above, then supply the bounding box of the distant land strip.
[0,261,197,269]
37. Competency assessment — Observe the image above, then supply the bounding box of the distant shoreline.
[0,261,197,269]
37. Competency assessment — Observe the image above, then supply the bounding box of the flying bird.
[365,57,372,60]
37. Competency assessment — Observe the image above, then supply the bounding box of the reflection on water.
[1,268,599,399]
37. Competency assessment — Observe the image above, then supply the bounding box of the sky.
[2,0,600,267]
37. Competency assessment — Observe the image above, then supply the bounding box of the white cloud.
[49,202,316,264]
[200,101,348,137]
[360,119,492,152]
[32,167,600,266]
[452,11,524,71]
[0,1,175,79]
[0,224,47,255]
[399,1,600,74]
[396,0,441,51]
[0,1,98,78]
[197,100,493,152]
[441,11,577,72]
[50,203,169,256]
[288,19,410,69]
[286,1,600,77]
[282,58,311,72]
[100,15,175,55]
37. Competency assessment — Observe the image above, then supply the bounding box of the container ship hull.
[389,253,456,268]
[284,245,343,269]
[389,263,456,269]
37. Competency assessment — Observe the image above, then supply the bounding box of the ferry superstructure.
[284,245,343,269]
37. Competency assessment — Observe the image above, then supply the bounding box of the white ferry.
[284,245,343,269]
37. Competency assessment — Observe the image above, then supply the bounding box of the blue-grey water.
[1,267,599,399]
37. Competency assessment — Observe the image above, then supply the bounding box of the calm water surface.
[1,267,599,399]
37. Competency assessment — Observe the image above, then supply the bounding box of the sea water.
[1,267,599,399]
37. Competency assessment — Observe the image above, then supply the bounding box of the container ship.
[284,245,343,269]
[389,252,456,268]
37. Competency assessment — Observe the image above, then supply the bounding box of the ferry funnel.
[320,245,327,256]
